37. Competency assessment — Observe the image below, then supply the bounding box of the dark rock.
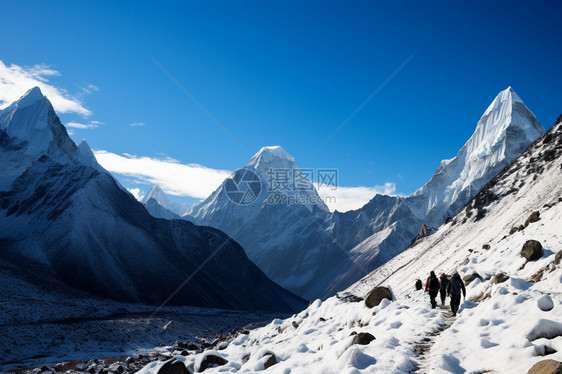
[263,355,278,369]
[519,224,525,231]
[463,273,483,285]
[554,251,562,265]
[125,358,134,365]
[242,354,250,364]
[525,211,541,227]
[492,273,509,284]
[365,286,392,308]
[521,240,543,261]
[483,244,491,250]
[319,317,327,322]
[197,354,228,372]
[187,343,199,351]
[41,367,50,372]
[353,332,376,345]
[526,359,562,374]
[337,294,364,303]
[158,360,188,374]
[510,227,519,235]
[292,321,299,329]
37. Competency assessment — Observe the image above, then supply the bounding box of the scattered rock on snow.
[482,244,491,250]
[196,353,228,372]
[525,211,541,227]
[353,332,376,345]
[464,273,483,285]
[263,354,278,369]
[538,295,555,312]
[554,251,562,265]
[493,273,510,284]
[157,360,188,374]
[365,287,392,308]
[510,226,519,235]
[526,359,562,374]
[521,240,543,261]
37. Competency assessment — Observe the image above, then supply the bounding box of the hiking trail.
[410,304,456,373]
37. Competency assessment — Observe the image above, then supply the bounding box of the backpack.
[450,277,462,295]
[429,276,439,291]
[440,278,448,291]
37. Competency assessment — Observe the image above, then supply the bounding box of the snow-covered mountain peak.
[77,139,102,170]
[465,87,543,161]
[141,184,191,217]
[246,145,296,171]
[410,87,544,227]
[16,86,47,109]
[142,185,170,205]
[0,86,63,156]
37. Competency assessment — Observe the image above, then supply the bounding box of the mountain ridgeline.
[184,87,545,300]
[0,87,306,313]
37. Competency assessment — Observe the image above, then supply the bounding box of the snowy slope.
[0,88,306,313]
[142,184,190,218]
[138,115,562,374]
[187,88,544,300]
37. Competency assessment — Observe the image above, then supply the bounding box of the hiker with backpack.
[439,273,449,306]
[425,271,440,309]
[447,273,466,316]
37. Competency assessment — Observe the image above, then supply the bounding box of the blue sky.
[1,1,560,210]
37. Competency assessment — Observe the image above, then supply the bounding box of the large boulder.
[264,355,278,369]
[158,360,188,374]
[353,332,376,345]
[521,240,543,261]
[464,273,483,285]
[365,287,392,308]
[196,354,228,372]
[492,273,509,284]
[527,359,562,374]
[525,211,541,227]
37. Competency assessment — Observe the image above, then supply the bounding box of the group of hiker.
[415,271,466,316]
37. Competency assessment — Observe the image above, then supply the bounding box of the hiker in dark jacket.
[439,273,449,306]
[425,271,440,309]
[447,273,466,316]
[415,279,423,291]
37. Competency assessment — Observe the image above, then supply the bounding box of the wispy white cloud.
[130,122,145,127]
[127,188,145,201]
[316,182,398,212]
[66,120,102,130]
[0,60,92,116]
[94,150,231,199]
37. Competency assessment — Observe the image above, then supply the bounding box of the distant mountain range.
[175,87,544,300]
[0,87,306,313]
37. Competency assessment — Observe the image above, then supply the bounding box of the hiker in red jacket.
[425,271,440,309]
